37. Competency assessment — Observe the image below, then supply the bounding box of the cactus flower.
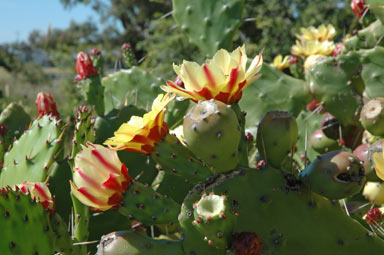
[351,0,368,19]
[104,93,174,154]
[70,143,132,211]
[271,55,291,71]
[373,148,384,180]
[296,24,336,42]
[36,92,60,118]
[291,40,335,57]
[15,182,54,211]
[75,52,98,80]
[162,45,262,104]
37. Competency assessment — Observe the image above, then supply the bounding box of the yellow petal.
[373,152,384,181]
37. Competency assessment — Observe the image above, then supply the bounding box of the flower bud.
[75,52,98,80]
[70,143,132,211]
[351,0,368,19]
[35,92,59,118]
[15,182,54,211]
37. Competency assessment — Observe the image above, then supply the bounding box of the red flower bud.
[351,0,368,19]
[0,124,7,137]
[89,48,101,56]
[332,43,345,57]
[35,92,59,118]
[121,43,132,52]
[288,55,299,65]
[75,52,98,80]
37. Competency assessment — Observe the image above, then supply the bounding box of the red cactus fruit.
[233,232,264,255]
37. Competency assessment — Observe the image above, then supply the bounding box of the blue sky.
[0,0,99,44]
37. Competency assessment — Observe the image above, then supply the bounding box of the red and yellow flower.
[70,143,132,211]
[271,55,291,71]
[104,93,174,154]
[15,182,54,211]
[162,45,262,104]
[36,92,60,118]
[295,24,336,42]
[291,40,335,57]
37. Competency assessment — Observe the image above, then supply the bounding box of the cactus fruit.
[192,192,237,250]
[365,208,383,225]
[121,43,137,68]
[360,97,384,136]
[321,112,342,140]
[310,129,341,154]
[89,48,104,75]
[183,100,241,172]
[256,111,298,169]
[75,52,105,116]
[299,151,366,199]
[233,232,264,255]
[363,182,384,204]
[96,231,183,255]
[172,0,244,56]
[0,115,64,187]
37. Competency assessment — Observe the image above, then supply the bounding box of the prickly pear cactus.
[0,188,55,255]
[0,115,64,187]
[172,0,244,56]
[102,67,163,113]
[0,103,31,139]
[183,100,241,172]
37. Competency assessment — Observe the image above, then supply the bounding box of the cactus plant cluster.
[2,0,384,254]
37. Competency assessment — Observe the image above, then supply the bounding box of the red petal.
[103,173,123,192]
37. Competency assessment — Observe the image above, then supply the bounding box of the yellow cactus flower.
[271,55,291,71]
[15,182,54,211]
[291,40,335,57]
[70,143,132,211]
[373,149,384,181]
[296,24,336,42]
[104,93,175,154]
[162,45,262,104]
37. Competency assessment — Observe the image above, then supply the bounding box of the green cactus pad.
[184,100,241,172]
[50,213,79,254]
[239,64,311,132]
[256,111,298,169]
[118,181,180,225]
[165,99,190,130]
[344,19,384,50]
[308,52,362,125]
[366,0,384,23]
[295,110,323,162]
[172,0,244,56]
[358,47,384,99]
[299,151,366,200]
[77,76,105,116]
[152,171,194,204]
[0,115,64,187]
[96,231,184,255]
[0,102,31,139]
[151,134,212,184]
[180,168,384,254]
[71,106,96,159]
[0,188,55,255]
[102,67,163,113]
